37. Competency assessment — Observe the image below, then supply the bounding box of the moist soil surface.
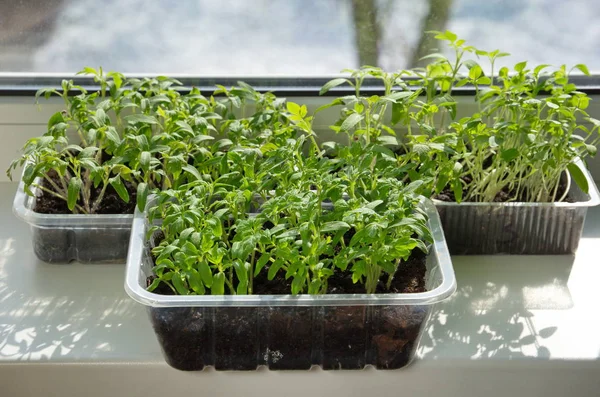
[33,170,137,214]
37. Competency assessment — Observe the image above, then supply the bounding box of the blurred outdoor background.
[1,0,599,76]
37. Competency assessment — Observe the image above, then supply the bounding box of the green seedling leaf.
[93,108,108,127]
[125,114,158,125]
[182,164,202,181]
[391,102,406,125]
[215,139,233,149]
[319,78,349,95]
[444,30,457,42]
[501,148,519,162]
[534,64,551,76]
[21,163,37,185]
[567,163,589,194]
[233,261,248,283]
[213,208,229,218]
[137,182,148,211]
[435,173,450,193]
[377,135,399,146]
[260,143,279,154]
[211,272,225,295]
[67,177,82,211]
[349,228,368,247]
[47,112,65,130]
[385,91,413,102]
[182,241,198,256]
[187,269,205,295]
[291,275,304,295]
[237,280,248,295]
[372,144,395,158]
[79,146,98,159]
[180,228,194,241]
[139,151,151,173]
[286,101,301,115]
[315,98,344,114]
[469,64,483,80]
[412,143,430,155]
[340,113,363,132]
[586,144,597,156]
[176,121,193,134]
[300,104,308,117]
[172,273,189,295]
[105,127,121,145]
[574,64,590,75]
[199,261,213,287]
[514,61,527,73]
[35,87,58,102]
[321,221,350,233]
[109,175,130,203]
[231,241,249,260]
[452,179,463,203]
[455,78,469,88]
[268,259,283,280]
[255,254,270,277]
[147,278,161,292]
[350,207,378,216]
[192,134,215,144]
[366,200,383,210]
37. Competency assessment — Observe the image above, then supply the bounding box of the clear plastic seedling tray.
[125,198,456,371]
[13,177,133,264]
[433,159,600,255]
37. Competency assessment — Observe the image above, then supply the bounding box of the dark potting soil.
[145,248,428,370]
[33,170,137,214]
[433,173,573,203]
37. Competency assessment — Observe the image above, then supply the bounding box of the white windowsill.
[0,181,599,397]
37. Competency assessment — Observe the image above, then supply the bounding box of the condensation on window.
[0,0,598,75]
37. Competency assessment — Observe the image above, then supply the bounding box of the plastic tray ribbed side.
[434,160,600,255]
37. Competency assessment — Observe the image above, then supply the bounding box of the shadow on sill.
[418,254,574,360]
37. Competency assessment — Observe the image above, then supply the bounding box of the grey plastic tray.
[434,159,600,255]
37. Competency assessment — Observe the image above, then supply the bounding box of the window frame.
[1,74,600,97]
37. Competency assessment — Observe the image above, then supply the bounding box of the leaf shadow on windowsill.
[0,229,154,362]
[418,254,575,360]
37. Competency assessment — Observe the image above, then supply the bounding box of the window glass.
[0,0,597,75]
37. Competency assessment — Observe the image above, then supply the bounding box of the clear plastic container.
[434,159,600,255]
[13,179,133,263]
[124,198,457,371]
